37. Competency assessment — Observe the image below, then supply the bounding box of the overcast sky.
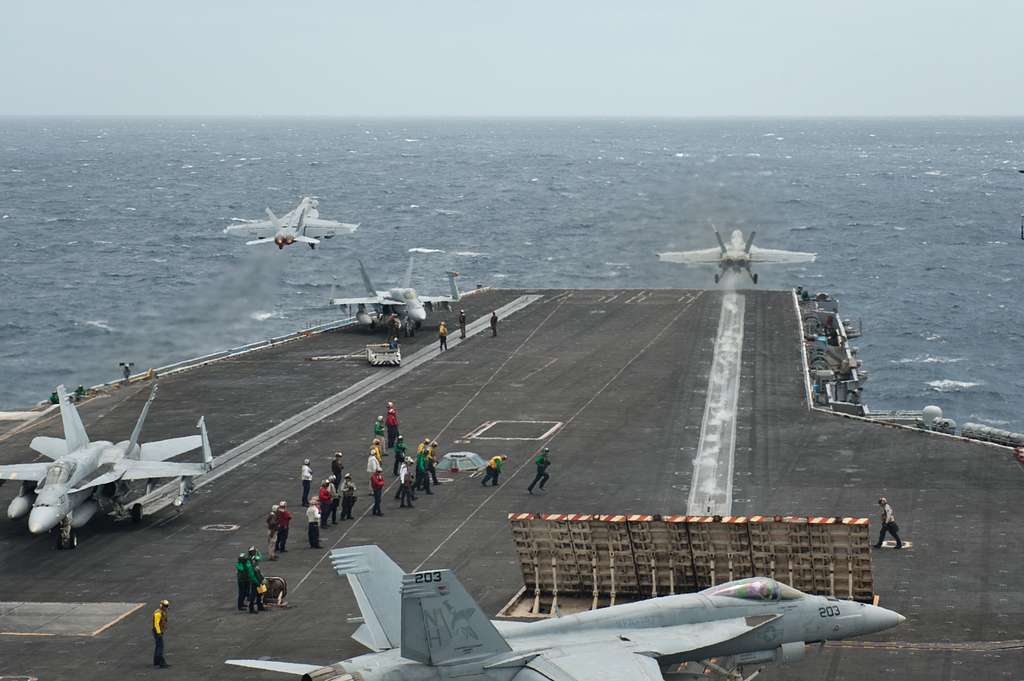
[2,0,1021,117]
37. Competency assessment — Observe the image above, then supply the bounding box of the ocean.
[0,118,1021,430]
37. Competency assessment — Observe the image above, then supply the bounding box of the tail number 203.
[414,571,443,584]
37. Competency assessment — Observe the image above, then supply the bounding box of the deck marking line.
[89,602,146,637]
[415,291,704,571]
[687,292,745,516]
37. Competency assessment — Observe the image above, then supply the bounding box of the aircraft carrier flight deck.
[0,288,1020,680]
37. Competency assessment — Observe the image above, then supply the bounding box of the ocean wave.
[81,319,116,332]
[967,415,1011,426]
[250,311,282,322]
[892,355,963,364]
[926,379,980,392]
[454,251,487,257]
[408,247,445,254]
[434,209,463,216]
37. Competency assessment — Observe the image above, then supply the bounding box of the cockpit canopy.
[403,289,417,301]
[43,462,75,486]
[704,578,804,603]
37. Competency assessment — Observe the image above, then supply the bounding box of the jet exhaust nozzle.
[301,665,356,681]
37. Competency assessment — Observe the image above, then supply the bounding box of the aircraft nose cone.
[27,507,60,534]
[411,308,426,321]
[863,605,906,633]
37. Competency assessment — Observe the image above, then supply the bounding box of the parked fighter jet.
[329,258,460,336]
[227,545,905,681]
[223,197,358,249]
[0,385,212,543]
[658,225,816,284]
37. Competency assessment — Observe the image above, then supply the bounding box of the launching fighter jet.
[227,545,905,681]
[658,225,816,284]
[330,258,460,336]
[0,385,212,543]
[223,197,359,249]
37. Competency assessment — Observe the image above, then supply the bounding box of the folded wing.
[223,219,275,237]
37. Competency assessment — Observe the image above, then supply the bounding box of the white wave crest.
[892,355,963,365]
[82,319,115,332]
[454,251,487,257]
[927,379,980,392]
[408,247,445,254]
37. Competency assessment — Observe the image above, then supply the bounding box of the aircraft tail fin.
[712,224,727,254]
[197,416,213,465]
[127,384,158,460]
[330,545,405,651]
[744,230,756,253]
[30,436,68,459]
[56,385,90,453]
[446,271,461,302]
[401,569,511,665]
[357,259,378,296]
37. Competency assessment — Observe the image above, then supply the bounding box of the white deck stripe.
[687,292,745,516]
[136,295,543,516]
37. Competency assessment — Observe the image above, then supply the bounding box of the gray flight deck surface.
[0,289,1020,680]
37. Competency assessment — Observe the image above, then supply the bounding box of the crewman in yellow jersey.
[152,599,170,668]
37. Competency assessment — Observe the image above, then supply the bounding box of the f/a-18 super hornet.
[223,197,359,249]
[0,385,212,545]
[330,258,460,336]
[227,545,904,681]
[658,225,816,284]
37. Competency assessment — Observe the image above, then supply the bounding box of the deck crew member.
[328,476,341,524]
[369,439,383,466]
[490,311,498,337]
[319,480,333,528]
[265,505,279,560]
[274,501,292,553]
[438,320,449,351]
[398,457,415,508]
[393,435,407,476]
[330,452,344,487]
[385,407,400,449]
[427,441,441,485]
[527,448,551,494]
[374,415,385,438]
[367,449,382,485]
[340,473,357,520]
[306,499,322,548]
[300,459,313,507]
[481,455,508,487]
[370,469,385,516]
[235,553,251,610]
[458,309,467,339]
[250,549,267,612]
[415,447,432,495]
[875,497,903,549]
[152,599,170,668]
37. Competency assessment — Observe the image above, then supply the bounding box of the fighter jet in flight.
[0,385,212,544]
[658,225,816,284]
[223,197,358,249]
[330,258,460,336]
[227,545,904,681]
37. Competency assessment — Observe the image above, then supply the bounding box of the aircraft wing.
[302,218,359,237]
[0,462,50,483]
[418,295,455,304]
[223,220,275,237]
[115,461,209,481]
[225,660,321,675]
[615,614,782,657]
[656,247,724,264]
[527,642,666,681]
[330,296,386,306]
[748,246,816,264]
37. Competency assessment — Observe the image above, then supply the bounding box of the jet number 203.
[414,571,443,584]
[818,606,841,618]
